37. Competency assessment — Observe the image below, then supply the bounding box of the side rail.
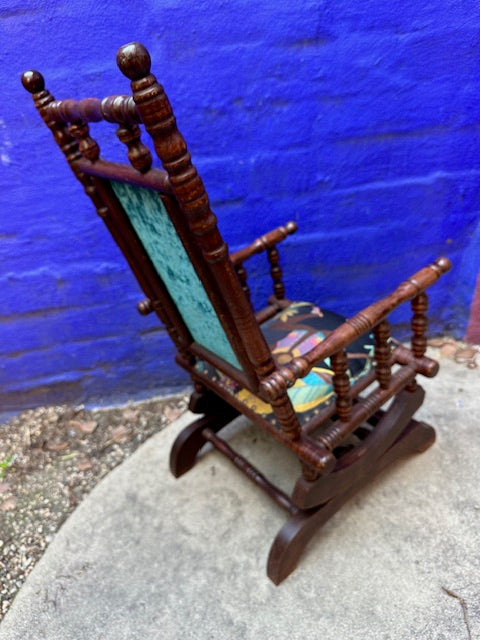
[230,221,298,309]
[259,257,452,451]
[40,94,140,125]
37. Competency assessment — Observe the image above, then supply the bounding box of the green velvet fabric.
[110,181,240,368]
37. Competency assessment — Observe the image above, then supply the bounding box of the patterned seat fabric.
[196,302,374,425]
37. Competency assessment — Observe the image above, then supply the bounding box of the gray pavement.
[1,352,479,639]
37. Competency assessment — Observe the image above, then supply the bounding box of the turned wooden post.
[331,350,352,423]
[373,319,392,389]
[21,73,113,237]
[407,292,429,391]
[115,44,261,370]
[312,350,352,451]
[267,245,285,300]
[68,120,100,161]
[411,293,428,358]
[21,71,84,168]
[116,42,302,439]
[116,123,152,173]
[234,262,251,302]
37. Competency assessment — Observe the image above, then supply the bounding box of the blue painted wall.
[2,0,479,414]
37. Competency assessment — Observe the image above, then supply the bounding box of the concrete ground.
[1,353,479,640]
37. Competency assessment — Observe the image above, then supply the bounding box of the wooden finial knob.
[116,42,151,80]
[435,256,452,274]
[21,70,45,94]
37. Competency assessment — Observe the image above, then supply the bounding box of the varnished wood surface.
[230,221,297,265]
[260,257,452,403]
[74,157,172,192]
[267,416,435,584]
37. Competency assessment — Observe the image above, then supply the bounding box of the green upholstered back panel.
[110,181,240,368]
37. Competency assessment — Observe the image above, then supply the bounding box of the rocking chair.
[22,42,451,584]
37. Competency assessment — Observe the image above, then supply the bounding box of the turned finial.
[435,256,452,274]
[21,70,45,94]
[116,42,151,80]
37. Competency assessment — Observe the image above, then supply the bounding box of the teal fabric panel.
[110,180,240,368]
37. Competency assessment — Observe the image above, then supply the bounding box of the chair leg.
[267,417,435,584]
[170,403,239,478]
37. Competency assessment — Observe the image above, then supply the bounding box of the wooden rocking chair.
[22,42,451,584]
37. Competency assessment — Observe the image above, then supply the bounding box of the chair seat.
[196,302,374,425]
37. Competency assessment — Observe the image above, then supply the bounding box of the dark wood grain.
[230,221,297,264]
[116,123,152,172]
[373,319,392,389]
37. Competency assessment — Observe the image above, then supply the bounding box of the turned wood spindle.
[21,71,84,169]
[314,351,352,452]
[234,262,251,302]
[116,123,152,173]
[373,319,392,389]
[267,246,285,300]
[407,292,428,391]
[68,119,100,161]
[411,292,429,358]
[101,94,139,124]
[116,42,303,438]
[269,393,302,440]
[331,350,352,423]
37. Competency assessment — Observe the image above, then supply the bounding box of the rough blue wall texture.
[2,0,479,414]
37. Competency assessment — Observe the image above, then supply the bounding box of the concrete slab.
[1,355,479,639]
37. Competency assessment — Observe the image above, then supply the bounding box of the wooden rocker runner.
[22,42,451,584]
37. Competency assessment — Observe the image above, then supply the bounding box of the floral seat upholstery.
[196,302,374,425]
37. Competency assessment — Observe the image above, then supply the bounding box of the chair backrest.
[110,180,239,366]
[22,42,277,391]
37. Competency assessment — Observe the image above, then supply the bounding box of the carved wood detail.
[407,292,429,391]
[373,319,392,389]
[69,120,100,161]
[234,262,251,302]
[267,246,285,300]
[116,123,152,173]
[331,350,352,422]
[411,292,429,358]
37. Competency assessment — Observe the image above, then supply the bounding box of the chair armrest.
[230,221,297,265]
[260,257,452,401]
